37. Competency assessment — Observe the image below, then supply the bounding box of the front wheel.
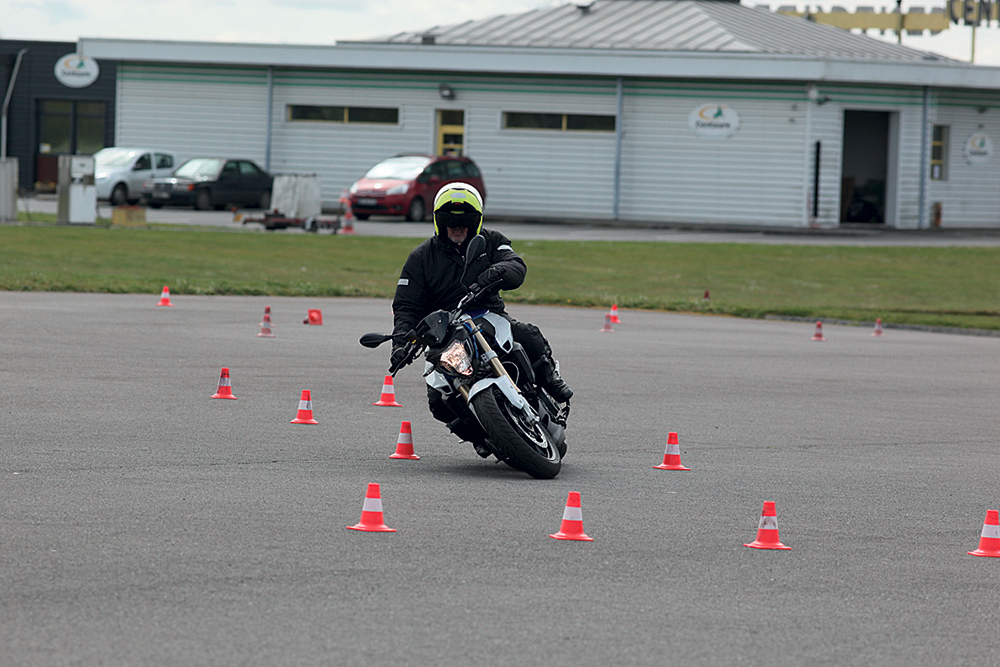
[406,197,425,222]
[471,386,561,479]
[110,183,128,206]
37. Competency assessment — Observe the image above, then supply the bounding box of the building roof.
[369,0,945,62]
[80,0,1000,91]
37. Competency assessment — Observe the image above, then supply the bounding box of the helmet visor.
[434,202,482,230]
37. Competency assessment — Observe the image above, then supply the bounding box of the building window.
[288,105,399,124]
[503,111,615,132]
[931,125,948,181]
[38,100,106,155]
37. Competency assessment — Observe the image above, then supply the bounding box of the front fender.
[468,375,530,412]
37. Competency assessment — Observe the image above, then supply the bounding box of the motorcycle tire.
[471,386,561,479]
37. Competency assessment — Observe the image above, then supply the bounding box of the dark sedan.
[141,158,273,210]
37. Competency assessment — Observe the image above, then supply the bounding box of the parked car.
[141,158,273,210]
[348,154,486,222]
[94,147,179,206]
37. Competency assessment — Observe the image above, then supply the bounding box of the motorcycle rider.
[390,182,573,457]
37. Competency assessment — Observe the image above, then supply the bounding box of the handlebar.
[383,277,504,376]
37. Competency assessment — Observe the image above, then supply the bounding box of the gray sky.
[1,0,999,65]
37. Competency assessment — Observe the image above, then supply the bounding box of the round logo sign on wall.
[688,104,740,139]
[54,54,100,88]
[963,133,993,165]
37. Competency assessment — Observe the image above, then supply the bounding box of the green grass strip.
[2,225,998,330]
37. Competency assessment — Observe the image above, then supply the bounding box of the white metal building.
[79,0,1000,228]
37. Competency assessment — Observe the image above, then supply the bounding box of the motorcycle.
[360,234,568,479]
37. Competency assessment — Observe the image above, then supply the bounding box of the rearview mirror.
[464,233,485,267]
[359,332,392,348]
[459,234,486,285]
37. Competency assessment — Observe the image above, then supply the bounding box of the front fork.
[451,317,520,400]
[465,324,542,427]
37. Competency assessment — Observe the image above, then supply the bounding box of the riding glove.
[390,345,408,370]
[477,265,506,288]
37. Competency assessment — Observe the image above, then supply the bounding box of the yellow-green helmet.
[433,182,484,239]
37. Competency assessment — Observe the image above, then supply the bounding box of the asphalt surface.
[2,293,998,666]
[16,194,1000,245]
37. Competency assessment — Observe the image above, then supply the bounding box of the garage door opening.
[841,110,891,224]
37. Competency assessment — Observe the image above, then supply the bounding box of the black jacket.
[391,229,527,341]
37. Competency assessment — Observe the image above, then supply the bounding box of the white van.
[94,148,179,205]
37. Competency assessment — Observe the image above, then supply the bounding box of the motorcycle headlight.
[439,340,472,377]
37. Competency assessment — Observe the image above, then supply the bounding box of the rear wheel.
[471,386,561,479]
[406,197,425,222]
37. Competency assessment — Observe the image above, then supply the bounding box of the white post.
[0,157,18,222]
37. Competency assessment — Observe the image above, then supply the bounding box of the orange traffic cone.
[211,367,237,400]
[390,420,420,460]
[303,309,323,325]
[811,321,826,341]
[373,375,402,407]
[703,289,710,302]
[744,501,791,550]
[968,509,1000,558]
[347,482,396,532]
[339,190,356,235]
[600,313,615,333]
[550,491,594,541]
[290,389,319,424]
[872,318,885,337]
[654,431,690,470]
[257,305,275,338]
[157,286,173,307]
[609,304,621,324]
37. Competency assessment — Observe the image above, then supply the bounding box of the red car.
[348,154,487,222]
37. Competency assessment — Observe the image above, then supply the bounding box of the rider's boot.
[447,417,493,458]
[536,357,573,403]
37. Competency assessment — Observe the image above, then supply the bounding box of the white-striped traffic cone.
[550,491,594,541]
[390,421,419,460]
[373,375,402,407]
[257,305,275,337]
[968,509,1000,558]
[811,321,825,341]
[654,431,689,470]
[347,483,396,532]
[290,389,318,424]
[872,318,884,337]
[211,367,237,400]
[744,501,791,550]
[157,286,173,307]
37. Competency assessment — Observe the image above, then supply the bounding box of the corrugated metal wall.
[929,89,1000,228]
[460,75,620,219]
[270,69,435,202]
[619,80,808,226]
[117,64,270,164]
[270,70,621,216]
[113,61,1000,228]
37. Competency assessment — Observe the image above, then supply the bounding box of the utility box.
[57,155,97,224]
[0,157,16,222]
